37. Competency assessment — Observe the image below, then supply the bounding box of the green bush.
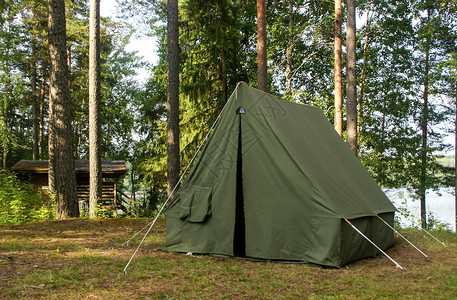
[0,170,55,225]
[96,202,114,218]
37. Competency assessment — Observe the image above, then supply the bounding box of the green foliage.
[0,0,144,169]
[268,0,334,113]
[95,202,114,219]
[355,0,456,201]
[0,2,32,167]
[426,211,453,232]
[0,170,54,225]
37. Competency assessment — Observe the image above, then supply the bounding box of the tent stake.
[344,219,404,270]
[377,216,428,258]
[418,227,447,247]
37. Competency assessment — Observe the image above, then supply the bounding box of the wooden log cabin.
[11,160,127,212]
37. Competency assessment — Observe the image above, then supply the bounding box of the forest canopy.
[0,0,456,222]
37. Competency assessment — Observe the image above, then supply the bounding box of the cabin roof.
[11,160,127,177]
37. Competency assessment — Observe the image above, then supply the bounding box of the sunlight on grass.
[0,237,36,251]
[1,219,456,299]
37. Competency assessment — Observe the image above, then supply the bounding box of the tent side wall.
[339,212,395,266]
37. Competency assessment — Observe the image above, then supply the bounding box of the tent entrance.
[233,111,246,257]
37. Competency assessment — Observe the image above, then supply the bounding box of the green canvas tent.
[164,82,396,267]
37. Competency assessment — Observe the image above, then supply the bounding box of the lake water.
[385,188,456,232]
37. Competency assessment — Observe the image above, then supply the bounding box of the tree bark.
[357,14,371,144]
[32,38,40,160]
[39,65,47,159]
[285,0,294,96]
[256,0,267,92]
[419,8,431,229]
[48,80,55,194]
[166,0,180,197]
[47,0,79,219]
[455,81,456,231]
[221,50,228,103]
[88,0,102,219]
[2,50,10,169]
[67,46,71,90]
[32,7,40,161]
[346,0,358,156]
[334,0,343,136]
[377,96,386,185]
[131,165,136,202]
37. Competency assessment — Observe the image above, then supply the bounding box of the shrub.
[0,170,54,225]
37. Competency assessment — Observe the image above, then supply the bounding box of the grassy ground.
[0,218,456,299]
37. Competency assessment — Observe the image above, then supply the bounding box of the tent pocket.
[179,185,212,223]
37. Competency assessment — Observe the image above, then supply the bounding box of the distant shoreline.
[386,187,456,232]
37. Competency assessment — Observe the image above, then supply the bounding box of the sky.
[100,0,158,82]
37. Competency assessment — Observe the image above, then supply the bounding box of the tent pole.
[344,218,404,270]
[417,227,447,247]
[377,215,428,258]
[122,95,234,273]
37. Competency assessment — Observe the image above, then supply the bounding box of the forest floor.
[0,218,456,299]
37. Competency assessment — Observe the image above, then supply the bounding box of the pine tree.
[346,0,357,156]
[256,0,267,92]
[334,0,343,136]
[166,0,180,197]
[88,0,101,218]
[47,0,79,218]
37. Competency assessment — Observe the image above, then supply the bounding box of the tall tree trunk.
[1,78,8,169]
[166,0,180,197]
[419,8,431,229]
[67,46,71,90]
[39,67,47,159]
[131,165,136,202]
[88,0,101,219]
[66,4,72,90]
[48,83,55,193]
[377,96,386,184]
[32,9,39,161]
[2,51,10,169]
[334,0,343,136]
[346,0,357,156]
[357,37,369,141]
[285,0,294,96]
[32,50,39,160]
[357,11,372,144]
[221,50,228,103]
[220,4,228,104]
[47,0,79,219]
[455,81,456,231]
[256,0,267,92]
